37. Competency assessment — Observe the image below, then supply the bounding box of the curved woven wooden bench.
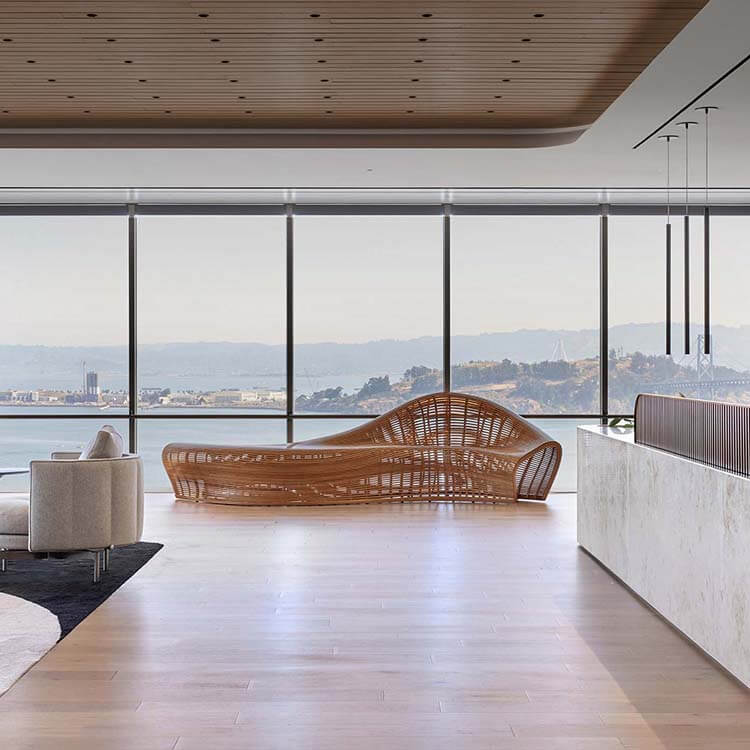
[162,392,562,506]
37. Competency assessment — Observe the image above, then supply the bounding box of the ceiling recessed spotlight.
[317,59,326,63]
[106,38,116,42]
[230,79,238,82]
[314,37,324,42]
[124,59,133,63]
[198,13,209,17]
[2,38,13,42]
[86,13,98,17]
[138,78,147,82]
[409,95,416,98]
[83,109,91,113]
[152,95,160,99]
[325,109,333,113]
[323,95,331,99]
[411,78,420,82]
[47,78,56,82]
[164,110,172,113]
[422,13,433,17]
[407,109,414,113]
[238,95,245,99]
[320,78,329,82]
[66,95,75,99]
[522,37,531,42]
[310,13,320,17]
[414,59,423,63]
[245,110,253,113]
[418,37,428,42]
[502,78,511,82]
[511,59,520,63]
[26,60,36,63]
[533,12,545,17]
[220,59,230,63]
[2,110,9,114]
[494,95,502,98]
[486,110,494,113]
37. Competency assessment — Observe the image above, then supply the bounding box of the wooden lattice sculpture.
[162,392,562,506]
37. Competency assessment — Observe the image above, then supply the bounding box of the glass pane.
[0,418,130,492]
[529,418,599,493]
[292,418,371,443]
[451,215,599,415]
[0,216,128,414]
[608,214,704,413]
[138,418,286,492]
[709,215,750,403]
[137,215,286,414]
[294,215,442,414]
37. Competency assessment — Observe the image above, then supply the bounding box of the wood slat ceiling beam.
[0,0,709,147]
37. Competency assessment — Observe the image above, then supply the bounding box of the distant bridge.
[644,378,750,393]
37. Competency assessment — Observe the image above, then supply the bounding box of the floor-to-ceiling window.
[450,210,600,491]
[2,196,747,492]
[0,212,129,491]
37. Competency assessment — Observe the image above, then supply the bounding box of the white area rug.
[0,593,60,695]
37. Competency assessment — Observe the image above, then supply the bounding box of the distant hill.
[1,322,749,389]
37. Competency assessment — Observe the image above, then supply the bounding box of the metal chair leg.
[103,548,111,573]
[1,556,6,573]
[92,550,102,584]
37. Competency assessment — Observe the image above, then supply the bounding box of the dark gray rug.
[0,542,162,638]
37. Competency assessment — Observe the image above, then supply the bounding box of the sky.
[0,211,748,347]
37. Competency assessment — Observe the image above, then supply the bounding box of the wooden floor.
[1,494,749,749]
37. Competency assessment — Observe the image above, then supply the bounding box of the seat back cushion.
[79,424,124,460]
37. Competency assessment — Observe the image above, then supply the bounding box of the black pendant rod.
[695,106,718,356]
[658,134,679,355]
[677,120,698,355]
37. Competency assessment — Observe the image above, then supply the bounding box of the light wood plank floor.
[1,493,749,749]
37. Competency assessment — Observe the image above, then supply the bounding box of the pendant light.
[676,120,698,355]
[658,133,679,355]
[695,105,719,355]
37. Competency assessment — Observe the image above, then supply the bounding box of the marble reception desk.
[578,425,750,686]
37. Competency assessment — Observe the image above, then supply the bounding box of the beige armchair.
[0,452,144,582]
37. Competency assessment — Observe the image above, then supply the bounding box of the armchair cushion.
[79,424,124,460]
[0,494,30,550]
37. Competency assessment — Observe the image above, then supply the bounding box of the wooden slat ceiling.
[0,0,709,147]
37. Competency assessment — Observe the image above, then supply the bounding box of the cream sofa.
[0,451,144,583]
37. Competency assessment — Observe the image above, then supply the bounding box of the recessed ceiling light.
[323,95,331,99]
[310,13,321,17]
[486,110,494,113]
[230,79,238,82]
[422,13,433,18]
[47,78,56,82]
[26,60,36,63]
[138,78,147,82]
[407,109,415,113]
[238,95,245,99]
[414,59,423,63]
[511,59,520,63]
[409,95,416,99]
[83,109,91,113]
[2,110,9,114]
[320,78,329,82]
[533,13,545,17]
[2,38,12,42]
[106,38,116,42]
[418,38,427,42]
[411,78,420,82]
[245,110,253,113]
[67,95,75,99]
[494,95,502,98]
[317,59,326,63]
[198,13,209,18]
[164,110,172,113]
[124,59,133,63]
[152,95,160,99]
[522,38,531,42]
[502,78,510,82]
[86,13,98,18]
[314,38,324,42]
[220,60,230,63]
[325,110,333,113]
